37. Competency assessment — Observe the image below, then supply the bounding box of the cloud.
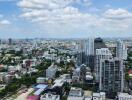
[98,8,132,33]
[76,0,92,7]
[17,0,79,9]
[0,20,11,25]
[0,14,11,25]
[18,0,94,26]
[17,0,132,36]
[103,8,132,20]
[17,0,92,9]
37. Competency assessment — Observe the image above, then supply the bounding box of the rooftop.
[69,87,83,97]
[34,84,48,95]
[40,93,60,100]
[118,93,132,98]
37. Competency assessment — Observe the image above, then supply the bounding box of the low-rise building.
[93,92,105,100]
[40,93,60,100]
[67,87,84,100]
[34,84,48,96]
[72,68,80,83]
[85,72,93,81]
[36,77,48,84]
[46,63,58,78]
[59,74,72,83]
[118,93,132,100]
[52,78,65,88]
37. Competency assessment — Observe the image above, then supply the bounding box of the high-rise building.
[95,48,112,82]
[8,38,12,45]
[94,37,108,72]
[77,40,85,65]
[99,58,124,98]
[116,40,127,60]
[84,38,94,56]
[94,37,107,54]
[0,39,1,44]
[77,38,94,69]
[84,38,94,69]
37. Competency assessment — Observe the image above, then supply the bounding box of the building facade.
[77,38,94,69]
[116,40,127,60]
[118,93,132,100]
[99,58,124,97]
[95,48,112,82]
[46,63,58,78]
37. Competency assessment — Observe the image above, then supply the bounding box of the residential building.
[34,84,48,96]
[40,93,60,100]
[59,74,72,83]
[99,58,124,98]
[116,40,127,60]
[72,67,80,83]
[36,77,48,84]
[95,48,112,82]
[67,87,84,100]
[93,92,105,100]
[118,93,132,100]
[46,63,58,78]
[85,72,93,81]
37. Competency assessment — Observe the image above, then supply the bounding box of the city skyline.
[0,0,132,38]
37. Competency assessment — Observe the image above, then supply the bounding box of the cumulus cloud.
[17,0,132,36]
[99,8,132,33]
[18,0,96,24]
[17,0,79,9]
[17,0,96,28]
[104,8,132,20]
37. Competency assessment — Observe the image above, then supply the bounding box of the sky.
[0,0,132,38]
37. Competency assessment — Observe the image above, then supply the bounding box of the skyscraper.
[99,58,124,98]
[94,37,107,53]
[77,38,94,69]
[116,40,127,60]
[94,37,108,72]
[77,40,85,65]
[84,38,94,56]
[95,48,112,82]
[84,38,94,69]
[8,38,12,45]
